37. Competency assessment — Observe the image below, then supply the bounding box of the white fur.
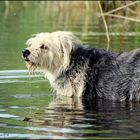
[25,31,84,97]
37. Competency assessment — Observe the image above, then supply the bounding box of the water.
[1,1,140,139]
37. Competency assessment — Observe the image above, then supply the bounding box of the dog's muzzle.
[22,49,30,61]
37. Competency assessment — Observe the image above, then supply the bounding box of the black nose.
[22,49,30,57]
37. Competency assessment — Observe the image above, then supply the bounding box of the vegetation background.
[0,1,140,69]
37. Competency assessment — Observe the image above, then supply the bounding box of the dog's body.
[53,45,140,101]
[22,31,140,101]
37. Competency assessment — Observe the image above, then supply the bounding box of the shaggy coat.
[55,45,140,101]
[22,31,140,101]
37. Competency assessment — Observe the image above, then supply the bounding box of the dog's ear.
[59,36,74,68]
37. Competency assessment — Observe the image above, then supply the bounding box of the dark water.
[1,1,140,139]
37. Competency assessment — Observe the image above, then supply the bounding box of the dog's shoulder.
[73,45,118,60]
[82,45,119,66]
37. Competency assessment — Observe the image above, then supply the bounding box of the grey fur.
[55,45,140,101]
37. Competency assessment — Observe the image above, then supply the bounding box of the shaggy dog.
[22,31,140,101]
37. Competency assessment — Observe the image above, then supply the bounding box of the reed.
[3,1,140,22]
[97,1,110,50]
[2,1,140,49]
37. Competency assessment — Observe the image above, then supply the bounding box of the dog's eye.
[40,44,48,49]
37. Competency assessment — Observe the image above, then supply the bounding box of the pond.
[1,1,140,139]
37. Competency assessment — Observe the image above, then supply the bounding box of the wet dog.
[22,31,140,101]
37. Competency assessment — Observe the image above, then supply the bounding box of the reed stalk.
[104,13,140,23]
[97,1,110,50]
[103,1,139,16]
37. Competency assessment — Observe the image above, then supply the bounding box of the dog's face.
[22,33,54,71]
[22,31,81,73]
[22,33,60,70]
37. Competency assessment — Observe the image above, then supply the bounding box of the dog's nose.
[22,49,30,57]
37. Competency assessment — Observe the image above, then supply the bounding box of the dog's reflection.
[24,96,139,128]
[24,97,84,127]
[23,96,140,139]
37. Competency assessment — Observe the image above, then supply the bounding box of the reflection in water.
[23,96,140,139]
[25,97,84,127]
[0,70,140,138]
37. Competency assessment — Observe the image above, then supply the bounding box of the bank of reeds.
[97,1,140,49]
[3,1,140,20]
[2,1,140,49]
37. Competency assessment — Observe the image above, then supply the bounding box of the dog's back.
[82,47,140,101]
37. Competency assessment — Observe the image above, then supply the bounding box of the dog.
[22,31,140,101]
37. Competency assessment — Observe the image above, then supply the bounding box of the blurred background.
[0,1,140,70]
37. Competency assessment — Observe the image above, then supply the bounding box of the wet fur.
[55,44,140,101]
[24,31,140,101]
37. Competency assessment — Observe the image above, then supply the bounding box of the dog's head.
[22,31,81,73]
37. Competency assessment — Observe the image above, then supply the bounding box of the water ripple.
[0,70,45,84]
[0,114,20,118]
